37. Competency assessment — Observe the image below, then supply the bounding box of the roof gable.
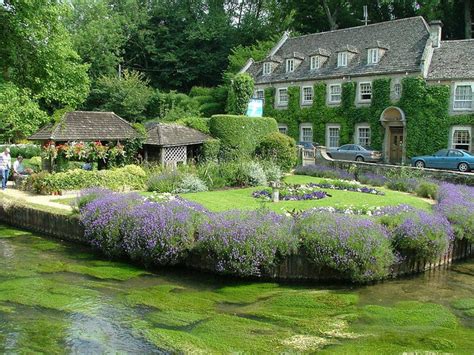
[145,124,211,147]
[427,40,474,80]
[247,16,430,83]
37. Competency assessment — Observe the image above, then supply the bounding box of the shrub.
[147,170,182,193]
[385,177,420,193]
[74,187,112,211]
[294,164,354,180]
[121,200,199,265]
[379,210,452,261]
[80,192,143,257]
[357,172,388,187]
[261,161,282,183]
[23,165,147,193]
[255,132,298,172]
[243,161,267,186]
[0,144,41,158]
[415,181,439,199]
[209,115,278,158]
[297,212,395,281]
[201,138,220,162]
[196,161,230,189]
[227,73,254,115]
[177,116,210,134]
[196,210,297,276]
[173,174,208,193]
[436,183,474,241]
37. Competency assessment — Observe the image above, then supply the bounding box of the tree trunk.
[466,0,472,39]
[322,0,338,30]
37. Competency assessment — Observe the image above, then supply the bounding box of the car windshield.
[462,150,473,156]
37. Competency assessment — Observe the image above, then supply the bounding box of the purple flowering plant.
[196,210,297,276]
[435,183,474,241]
[295,164,355,181]
[297,211,395,281]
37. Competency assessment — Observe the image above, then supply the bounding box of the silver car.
[327,144,382,162]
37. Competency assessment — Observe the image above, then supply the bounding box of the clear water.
[0,224,473,353]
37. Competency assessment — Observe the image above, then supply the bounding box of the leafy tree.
[227,73,254,115]
[90,70,153,121]
[1,0,90,111]
[0,83,48,143]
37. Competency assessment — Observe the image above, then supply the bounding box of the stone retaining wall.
[0,203,473,282]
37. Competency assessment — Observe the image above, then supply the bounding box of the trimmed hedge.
[255,132,298,172]
[209,114,278,158]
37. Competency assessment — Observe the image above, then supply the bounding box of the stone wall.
[1,203,472,282]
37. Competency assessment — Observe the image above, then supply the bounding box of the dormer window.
[310,56,320,70]
[263,62,272,75]
[286,59,294,73]
[337,52,348,67]
[368,48,379,64]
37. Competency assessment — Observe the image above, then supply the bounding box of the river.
[0,224,473,353]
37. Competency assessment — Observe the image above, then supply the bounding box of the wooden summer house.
[144,123,211,167]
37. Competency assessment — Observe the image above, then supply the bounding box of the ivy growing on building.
[262,77,465,157]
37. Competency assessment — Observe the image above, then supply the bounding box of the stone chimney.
[429,20,443,48]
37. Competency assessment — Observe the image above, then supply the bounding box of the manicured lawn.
[179,175,432,213]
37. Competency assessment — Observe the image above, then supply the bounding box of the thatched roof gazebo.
[29,111,139,142]
[144,123,211,166]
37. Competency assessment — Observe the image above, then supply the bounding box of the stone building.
[240,17,474,163]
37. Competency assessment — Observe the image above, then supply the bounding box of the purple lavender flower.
[295,164,355,181]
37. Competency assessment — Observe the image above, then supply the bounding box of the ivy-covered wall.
[263,77,474,157]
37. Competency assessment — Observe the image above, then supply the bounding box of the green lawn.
[179,175,432,213]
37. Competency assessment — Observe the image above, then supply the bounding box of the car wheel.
[355,156,364,162]
[458,162,469,172]
[415,160,425,169]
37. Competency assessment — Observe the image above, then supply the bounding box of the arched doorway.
[380,107,406,164]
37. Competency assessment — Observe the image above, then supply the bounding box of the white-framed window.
[254,89,264,100]
[329,84,342,103]
[367,48,379,64]
[451,126,472,151]
[356,125,371,147]
[286,59,294,73]
[302,86,313,104]
[453,84,473,110]
[300,123,313,143]
[337,52,348,67]
[310,56,320,70]
[359,82,372,102]
[326,124,341,148]
[394,83,402,99]
[277,88,288,106]
[278,124,288,135]
[263,62,272,75]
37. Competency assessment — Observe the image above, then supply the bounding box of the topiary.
[255,132,298,172]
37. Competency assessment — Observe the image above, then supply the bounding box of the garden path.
[0,182,75,211]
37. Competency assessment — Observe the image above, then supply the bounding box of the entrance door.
[389,127,404,164]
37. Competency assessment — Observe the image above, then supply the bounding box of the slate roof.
[29,111,139,141]
[246,16,431,84]
[145,124,211,147]
[427,40,474,80]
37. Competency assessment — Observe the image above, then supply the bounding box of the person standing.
[0,148,11,190]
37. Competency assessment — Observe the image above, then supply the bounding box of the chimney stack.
[429,20,443,48]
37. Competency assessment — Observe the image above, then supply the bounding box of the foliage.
[436,183,474,241]
[0,83,49,142]
[177,117,210,134]
[189,86,227,117]
[196,210,297,276]
[379,210,452,261]
[385,177,420,193]
[298,212,395,281]
[90,70,153,122]
[227,73,254,115]
[243,161,267,187]
[147,170,182,193]
[294,164,355,180]
[23,165,147,194]
[201,139,221,162]
[255,132,298,172]
[148,90,201,121]
[209,115,278,158]
[357,172,388,187]
[174,174,208,193]
[415,181,439,199]
[0,144,41,158]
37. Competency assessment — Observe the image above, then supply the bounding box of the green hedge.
[255,132,297,172]
[209,115,278,158]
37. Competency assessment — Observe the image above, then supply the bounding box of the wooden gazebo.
[144,123,211,167]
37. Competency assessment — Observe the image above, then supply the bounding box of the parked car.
[297,141,318,149]
[411,149,474,172]
[327,144,382,162]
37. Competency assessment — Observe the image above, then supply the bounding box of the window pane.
[454,86,473,109]
[301,126,313,142]
[279,89,288,104]
[303,87,313,102]
[394,83,402,98]
[360,83,372,101]
[358,127,371,147]
[328,127,340,148]
[330,85,341,102]
[278,125,288,134]
[453,129,471,150]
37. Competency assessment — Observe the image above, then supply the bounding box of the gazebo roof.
[145,123,211,147]
[28,111,139,141]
